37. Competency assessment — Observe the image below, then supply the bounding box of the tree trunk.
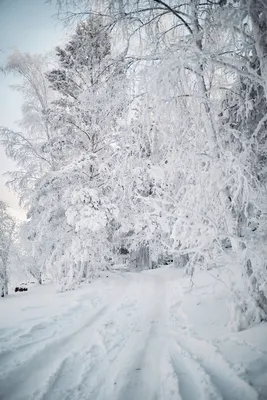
[246,259,267,319]
[1,260,8,297]
[248,0,267,97]
[130,245,151,270]
[4,278,8,296]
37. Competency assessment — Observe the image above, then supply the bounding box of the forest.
[1,0,267,332]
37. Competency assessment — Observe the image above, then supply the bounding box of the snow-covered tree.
[18,16,130,289]
[53,0,267,324]
[0,52,56,203]
[17,222,43,284]
[0,201,15,297]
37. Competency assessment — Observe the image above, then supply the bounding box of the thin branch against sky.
[0,0,65,218]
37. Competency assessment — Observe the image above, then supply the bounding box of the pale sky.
[0,0,66,219]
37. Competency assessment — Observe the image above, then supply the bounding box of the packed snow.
[0,268,266,400]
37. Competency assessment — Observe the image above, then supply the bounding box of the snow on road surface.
[0,268,266,400]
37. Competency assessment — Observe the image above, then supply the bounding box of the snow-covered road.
[0,268,266,400]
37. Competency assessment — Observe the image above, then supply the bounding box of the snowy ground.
[0,268,266,400]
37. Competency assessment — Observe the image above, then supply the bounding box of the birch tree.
[0,52,56,203]
[0,201,15,297]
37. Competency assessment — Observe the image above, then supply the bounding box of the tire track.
[171,331,258,400]
[0,304,109,400]
[0,280,133,400]
[95,276,167,400]
[169,340,223,400]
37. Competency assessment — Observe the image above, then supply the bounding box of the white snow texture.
[0,268,266,400]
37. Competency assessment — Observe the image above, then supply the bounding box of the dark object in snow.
[15,287,28,292]
[119,247,129,255]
